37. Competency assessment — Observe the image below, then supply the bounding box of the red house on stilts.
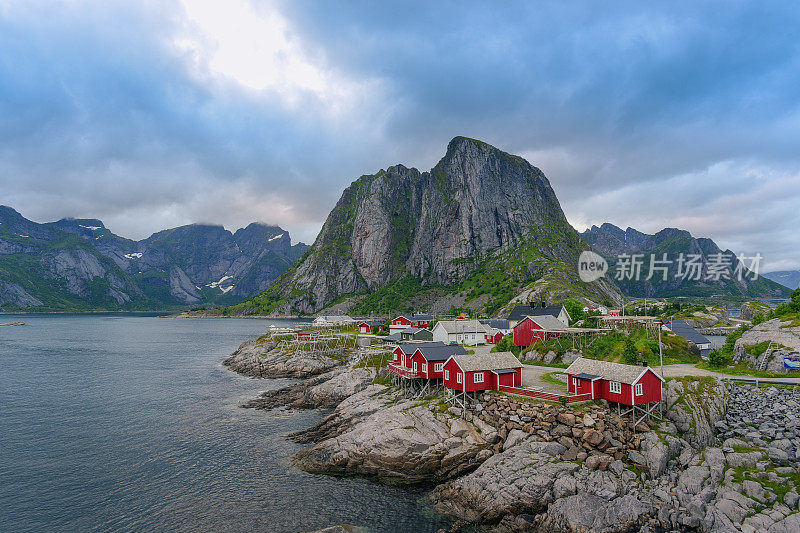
[565,358,664,426]
[442,352,523,396]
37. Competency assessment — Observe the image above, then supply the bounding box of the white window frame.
[456,372,463,384]
[421,363,427,373]
[474,372,484,384]
[444,370,450,380]
[434,363,443,372]
[610,381,621,394]
[572,377,578,388]
[413,362,418,372]
[635,383,643,396]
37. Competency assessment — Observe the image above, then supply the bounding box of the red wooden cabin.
[391,342,445,368]
[358,321,385,334]
[512,315,566,346]
[442,352,523,392]
[564,358,663,406]
[390,313,434,333]
[409,344,468,379]
[484,328,504,344]
[297,330,319,341]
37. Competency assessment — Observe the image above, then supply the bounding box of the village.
[280,301,760,429]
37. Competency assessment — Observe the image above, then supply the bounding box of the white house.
[313,315,355,326]
[431,319,488,345]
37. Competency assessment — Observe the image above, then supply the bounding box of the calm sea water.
[0,315,448,533]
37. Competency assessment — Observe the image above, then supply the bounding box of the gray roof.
[383,332,403,343]
[482,319,511,330]
[565,358,664,385]
[402,327,425,334]
[667,319,711,346]
[516,315,566,331]
[435,319,488,334]
[396,341,446,355]
[415,344,468,361]
[508,305,568,322]
[448,351,523,372]
[359,320,384,327]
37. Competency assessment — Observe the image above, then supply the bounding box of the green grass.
[355,351,391,370]
[730,464,800,502]
[695,361,791,378]
[541,372,568,389]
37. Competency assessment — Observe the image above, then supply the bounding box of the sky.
[1,0,799,270]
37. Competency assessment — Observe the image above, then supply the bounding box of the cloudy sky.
[1,1,798,270]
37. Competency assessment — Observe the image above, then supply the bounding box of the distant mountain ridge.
[763,270,800,290]
[580,223,789,299]
[0,206,308,311]
[232,137,622,316]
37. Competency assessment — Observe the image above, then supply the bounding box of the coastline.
[224,332,800,532]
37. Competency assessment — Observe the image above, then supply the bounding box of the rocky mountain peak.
[246,137,612,315]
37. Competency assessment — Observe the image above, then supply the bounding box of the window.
[474,372,484,383]
[444,370,450,380]
[610,381,621,394]
[421,363,427,373]
[635,383,643,396]
[413,362,417,372]
[434,363,443,372]
[572,377,578,388]
[456,372,463,384]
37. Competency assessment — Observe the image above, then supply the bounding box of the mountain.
[580,223,790,299]
[232,137,622,316]
[763,270,800,290]
[0,206,308,311]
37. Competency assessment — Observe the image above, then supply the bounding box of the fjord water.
[0,315,447,532]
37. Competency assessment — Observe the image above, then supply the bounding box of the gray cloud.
[0,0,798,268]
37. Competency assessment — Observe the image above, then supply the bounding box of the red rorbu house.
[484,327,504,344]
[442,352,523,394]
[389,313,434,333]
[358,320,385,334]
[390,342,445,370]
[564,358,664,424]
[512,315,566,346]
[409,344,468,379]
[297,330,319,341]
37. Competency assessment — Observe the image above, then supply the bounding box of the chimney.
[541,301,547,308]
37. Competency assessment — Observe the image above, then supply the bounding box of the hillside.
[581,223,790,299]
[0,206,307,311]
[230,137,622,316]
[763,270,800,289]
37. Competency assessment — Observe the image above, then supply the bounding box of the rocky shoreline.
[225,337,800,532]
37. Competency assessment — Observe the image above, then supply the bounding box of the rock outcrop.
[663,378,728,449]
[733,318,800,372]
[223,338,346,378]
[292,391,492,482]
[241,367,375,410]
